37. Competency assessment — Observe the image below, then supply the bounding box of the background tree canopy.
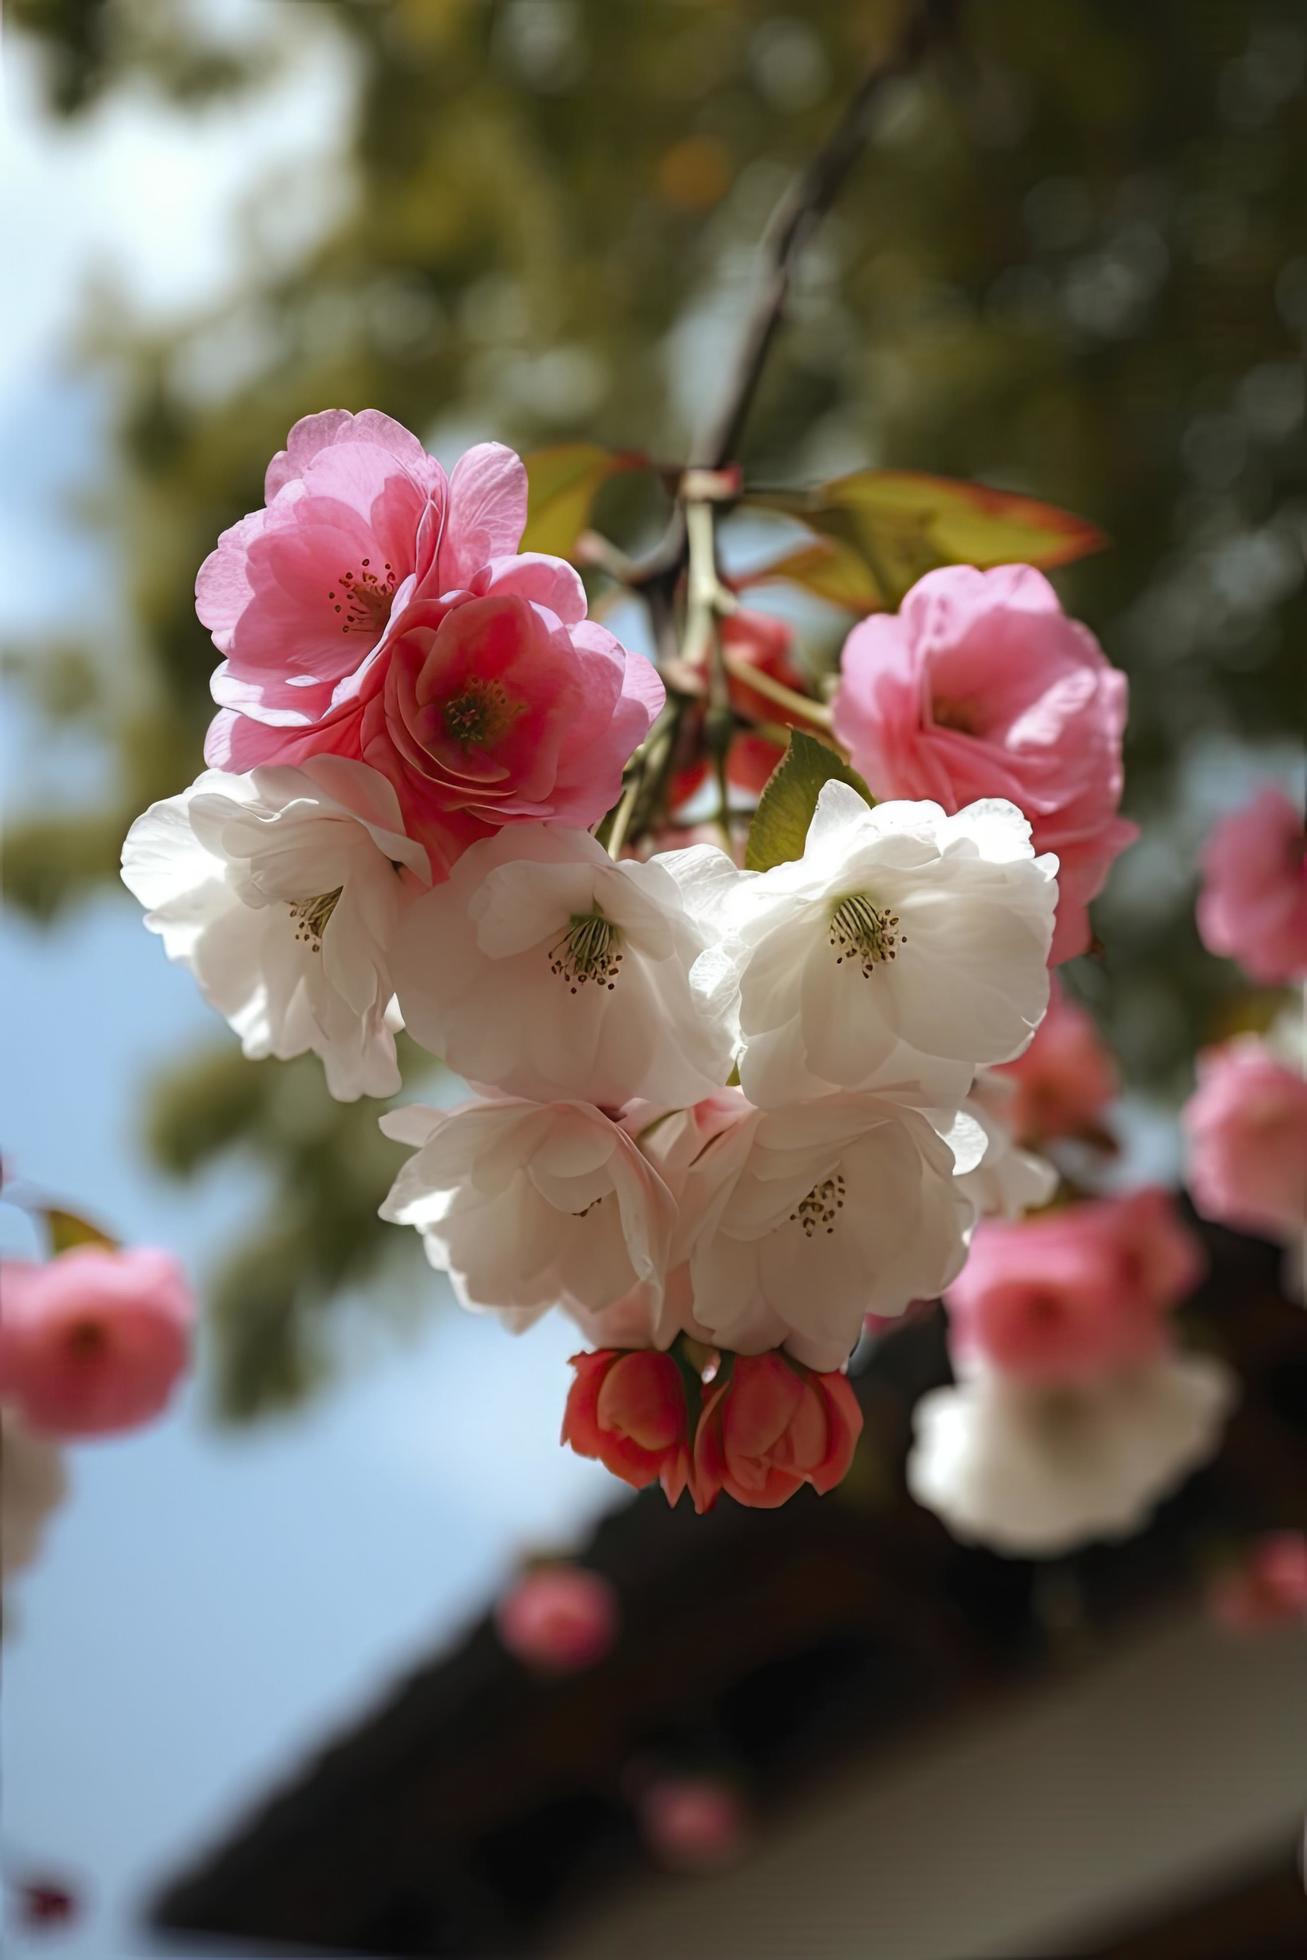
[9,0,1304,1417]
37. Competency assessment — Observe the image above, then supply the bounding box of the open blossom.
[667,1088,980,1372]
[1196,785,1307,984]
[379,1100,677,1327]
[908,1352,1234,1556]
[693,1351,862,1512]
[1183,1033,1307,1246]
[0,1247,194,1438]
[122,756,429,1101]
[833,565,1136,962]
[944,1189,1203,1385]
[992,985,1117,1144]
[561,1348,694,1503]
[201,414,662,873]
[393,828,734,1107]
[1208,1532,1307,1634]
[698,782,1057,1109]
[1,1406,68,1580]
[494,1563,619,1672]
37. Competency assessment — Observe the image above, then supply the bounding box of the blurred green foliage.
[9,0,1304,1416]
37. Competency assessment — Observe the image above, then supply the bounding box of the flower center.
[289,887,343,950]
[442,676,523,750]
[328,559,397,637]
[548,911,623,993]
[789,1172,846,1238]
[932,697,976,733]
[828,893,903,976]
[66,1319,107,1359]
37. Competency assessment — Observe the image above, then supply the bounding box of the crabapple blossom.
[1196,785,1307,984]
[692,1351,862,1513]
[378,1099,677,1327]
[1183,1032,1307,1248]
[560,1348,694,1503]
[494,1564,619,1672]
[122,756,430,1100]
[943,1193,1202,1385]
[1,1406,67,1580]
[833,565,1136,962]
[393,828,734,1107]
[1208,1531,1307,1634]
[667,1087,980,1372]
[199,410,448,735]
[201,416,663,873]
[992,983,1118,1144]
[697,782,1057,1108]
[908,1351,1234,1555]
[0,1247,193,1437]
[637,1777,749,1872]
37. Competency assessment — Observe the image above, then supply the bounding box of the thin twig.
[631,0,960,598]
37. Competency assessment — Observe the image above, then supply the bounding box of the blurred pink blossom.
[638,1777,749,1872]
[0,1246,193,1438]
[1209,1531,1307,1633]
[1196,785,1307,984]
[833,564,1136,962]
[994,982,1118,1144]
[494,1564,619,1673]
[945,1189,1204,1385]
[200,414,661,874]
[1183,1035,1307,1245]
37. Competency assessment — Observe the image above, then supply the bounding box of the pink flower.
[561,1349,694,1504]
[1183,1035,1307,1244]
[638,1777,748,1872]
[200,414,662,873]
[494,1564,619,1673]
[692,1351,862,1512]
[945,1190,1204,1384]
[832,565,1137,962]
[1209,1531,1307,1633]
[993,983,1118,1143]
[1196,785,1307,984]
[0,1247,193,1438]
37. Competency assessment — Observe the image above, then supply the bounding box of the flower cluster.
[122,410,1157,1514]
[908,1188,1233,1555]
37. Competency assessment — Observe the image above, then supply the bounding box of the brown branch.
[632,0,961,596]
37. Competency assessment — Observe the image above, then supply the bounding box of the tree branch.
[632,0,961,595]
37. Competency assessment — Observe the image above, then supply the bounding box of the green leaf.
[519,443,648,561]
[747,536,886,611]
[747,470,1105,609]
[44,1207,119,1255]
[745,729,874,873]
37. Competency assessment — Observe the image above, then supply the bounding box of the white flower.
[2,1405,68,1582]
[660,1089,978,1372]
[952,1072,1058,1220]
[122,757,429,1101]
[378,1097,677,1328]
[694,783,1058,1108]
[392,829,735,1107]
[907,1354,1235,1556]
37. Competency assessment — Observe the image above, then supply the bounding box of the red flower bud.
[693,1351,862,1512]
[562,1349,694,1505]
